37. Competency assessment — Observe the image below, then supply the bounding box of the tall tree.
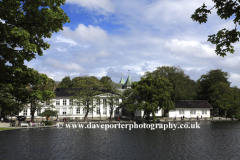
[70,76,103,122]
[121,88,143,119]
[209,82,233,115]
[132,76,174,122]
[57,76,72,88]
[191,1,240,56]
[196,69,230,102]
[0,0,70,93]
[228,87,240,118]
[144,66,196,100]
[12,70,55,122]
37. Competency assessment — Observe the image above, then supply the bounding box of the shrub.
[44,121,53,125]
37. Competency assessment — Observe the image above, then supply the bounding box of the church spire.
[124,70,133,89]
[119,73,125,85]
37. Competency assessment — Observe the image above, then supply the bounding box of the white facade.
[169,109,211,118]
[19,94,122,120]
[134,108,163,117]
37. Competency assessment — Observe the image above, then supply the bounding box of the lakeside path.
[0,117,238,131]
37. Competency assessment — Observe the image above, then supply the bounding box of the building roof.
[55,88,76,97]
[124,74,133,87]
[55,88,122,98]
[174,100,213,109]
[119,76,125,85]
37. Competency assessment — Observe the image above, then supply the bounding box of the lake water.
[1,121,240,159]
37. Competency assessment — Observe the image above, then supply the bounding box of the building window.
[37,109,41,115]
[87,100,93,105]
[70,99,73,105]
[62,108,66,115]
[69,108,73,115]
[103,107,107,115]
[63,99,67,105]
[103,99,106,106]
[89,109,93,114]
[46,102,50,106]
[76,101,80,106]
[56,108,60,115]
[23,109,27,116]
[116,108,119,115]
[83,108,86,114]
[202,110,207,114]
[191,110,196,114]
[56,100,60,105]
[115,99,119,105]
[97,107,100,114]
[76,108,80,114]
[97,99,100,105]
[179,110,184,114]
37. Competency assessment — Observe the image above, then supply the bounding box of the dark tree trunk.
[109,106,113,122]
[84,106,89,122]
[30,103,36,123]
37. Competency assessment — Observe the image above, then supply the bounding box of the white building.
[168,100,212,118]
[19,88,123,120]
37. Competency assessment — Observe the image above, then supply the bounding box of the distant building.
[169,100,212,118]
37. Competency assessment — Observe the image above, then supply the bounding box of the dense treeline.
[121,66,240,119]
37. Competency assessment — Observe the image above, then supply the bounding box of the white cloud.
[229,72,240,87]
[164,39,216,58]
[44,57,85,72]
[67,0,114,14]
[62,24,108,44]
[96,50,111,57]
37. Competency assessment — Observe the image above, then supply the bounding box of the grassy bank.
[0,128,15,131]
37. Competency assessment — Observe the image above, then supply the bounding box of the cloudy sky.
[24,0,240,87]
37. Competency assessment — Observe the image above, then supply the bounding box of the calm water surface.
[1,121,240,160]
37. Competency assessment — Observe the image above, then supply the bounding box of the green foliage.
[209,82,233,114]
[191,1,240,56]
[39,109,58,117]
[11,70,56,122]
[70,76,103,122]
[0,0,70,90]
[144,66,196,100]
[131,75,174,122]
[44,121,53,125]
[196,69,230,101]
[57,76,72,88]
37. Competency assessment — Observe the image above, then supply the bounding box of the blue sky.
[22,0,240,87]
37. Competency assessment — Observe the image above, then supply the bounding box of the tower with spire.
[119,71,133,89]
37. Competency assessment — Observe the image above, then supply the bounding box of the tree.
[132,76,174,122]
[39,109,58,121]
[191,1,240,57]
[57,76,72,88]
[227,87,240,118]
[121,88,143,119]
[209,82,233,115]
[12,70,55,122]
[196,69,230,102]
[0,0,70,87]
[70,76,103,122]
[144,66,196,100]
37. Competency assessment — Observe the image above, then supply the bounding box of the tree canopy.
[131,76,174,122]
[196,69,230,101]
[11,70,56,122]
[70,76,103,122]
[57,76,72,88]
[144,66,196,100]
[191,1,240,57]
[0,0,70,90]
